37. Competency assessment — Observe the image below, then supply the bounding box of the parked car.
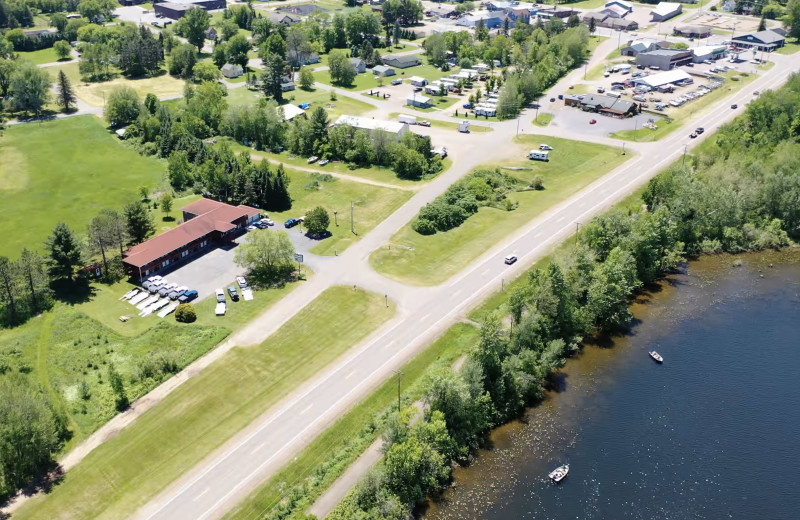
[255,221,267,229]
[169,286,187,300]
[504,254,518,265]
[285,218,300,228]
[319,159,329,166]
[299,103,311,110]
[596,86,605,93]
[236,276,248,288]
[550,97,555,102]
[215,288,226,303]
[178,290,198,303]
[261,218,274,226]
[159,282,178,297]
[308,156,319,163]
[391,78,403,85]
[227,285,239,301]
[148,279,166,293]
[463,103,473,109]
[539,144,553,151]
[418,120,431,127]
[247,225,258,231]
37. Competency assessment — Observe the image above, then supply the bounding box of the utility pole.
[575,222,581,244]
[334,210,338,226]
[350,201,355,235]
[392,370,403,412]
[682,144,688,167]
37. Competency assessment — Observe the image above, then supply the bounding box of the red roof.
[123,200,260,269]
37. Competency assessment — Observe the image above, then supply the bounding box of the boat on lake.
[649,351,664,363]
[548,464,569,483]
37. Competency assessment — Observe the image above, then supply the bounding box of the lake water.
[424,251,800,520]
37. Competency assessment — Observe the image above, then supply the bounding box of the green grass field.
[610,71,759,142]
[0,115,165,257]
[13,286,395,520]
[314,63,452,92]
[224,322,480,520]
[388,113,492,132]
[773,39,800,55]
[532,112,554,126]
[370,135,629,286]
[16,47,73,65]
[288,87,376,118]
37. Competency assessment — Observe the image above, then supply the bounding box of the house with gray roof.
[732,29,786,51]
[382,54,422,68]
[350,58,366,74]
[564,94,639,118]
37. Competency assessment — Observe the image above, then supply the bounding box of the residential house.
[372,64,396,76]
[265,11,301,25]
[406,95,431,108]
[350,58,367,74]
[221,63,243,78]
[382,54,422,68]
[281,75,296,91]
[204,27,218,40]
[334,115,409,140]
[280,104,306,122]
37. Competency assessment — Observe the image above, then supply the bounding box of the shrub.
[175,303,197,323]
[412,218,436,235]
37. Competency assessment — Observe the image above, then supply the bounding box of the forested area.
[329,73,800,520]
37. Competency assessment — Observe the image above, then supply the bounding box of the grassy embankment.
[15,47,73,65]
[13,287,395,520]
[533,112,554,126]
[388,112,493,132]
[610,70,760,142]
[370,135,629,286]
[224,323,480,520]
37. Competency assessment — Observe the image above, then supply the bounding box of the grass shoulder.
[388,113,493,132]
[370,135,630,286]
[12,286,396,520]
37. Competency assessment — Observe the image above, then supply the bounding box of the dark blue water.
[424,252,800,520]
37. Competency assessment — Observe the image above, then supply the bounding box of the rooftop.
[651,2,681,16]
[280,104,306,121]
[123,200,259,269]
[334,115,407,134]
[733,28,786,44]
[634,68,692,87]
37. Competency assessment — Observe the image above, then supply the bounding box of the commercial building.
[650,2,682,22]
[334,115,409,140]
[599,17,638,30]
[621,38,661,57]
[605,0,633,12]
[564,94,639,118]
[154,0,226,20]
[731,29,786,51]
[602,4,630,18]
[632,68,693,88]
[122,199,260,280]
[673,24,712,38]
[692,45,727,62]
[406,95,431,108]
[636,48,693,70]
[456,12,507,28]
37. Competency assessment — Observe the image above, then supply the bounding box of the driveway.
[159,234,249,300]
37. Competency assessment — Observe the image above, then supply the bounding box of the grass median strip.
[223,323,480,520]
[370,135,630,286]
[13,286,396,520]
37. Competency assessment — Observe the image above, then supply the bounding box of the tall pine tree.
[56,70,76,112]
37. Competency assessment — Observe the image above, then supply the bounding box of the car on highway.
[696,127,704,134]
[550,97,555,102]
[589,119,597,124]
[753,90,760,96]
[690,132,697,138]
[178,290,198,303]
[227,285,239,301]
[215,288,226,303]
[731,104,738,109]
[504,254,518,265]
[418,120,431,127]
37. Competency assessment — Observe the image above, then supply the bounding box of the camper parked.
[528,150,550,162]
[398,114,417,125]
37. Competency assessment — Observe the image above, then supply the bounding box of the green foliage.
[412,168,520,234]
[298,66,314,90]
[225,33,250,68]
[168,44,197,79]
[193,61,220,83]
[104,85,141,127]
[7,61,51,114]
[123,200,155,245]
[56,69,76,112]
[44,222,84,281]
[304,206,330,235]
[0,376,68,500]
[328,49,356,86]
[176,6,210,51]
[53,39,71,60]
[174,303,197,323]
[234,229,296,285]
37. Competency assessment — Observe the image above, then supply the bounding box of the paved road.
[134,47,800,520]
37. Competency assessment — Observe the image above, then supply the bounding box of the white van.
[504,254,518,265]
[528,150,549,162]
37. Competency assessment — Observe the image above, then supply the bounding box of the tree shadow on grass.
[51,278,97,306]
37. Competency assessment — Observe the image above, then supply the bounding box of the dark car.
[227,285,239,301]
[285,218,300,228]
[696,127,704,134]
[731,104,738,109]
[178,290,198,303]
[550,97,555,102]
[463,103,473,109]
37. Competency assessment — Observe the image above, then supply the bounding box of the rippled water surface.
[424,251,800,520]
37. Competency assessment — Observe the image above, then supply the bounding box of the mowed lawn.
[370,135,629,286]
[13,286,396,520]
[0,115,165,257]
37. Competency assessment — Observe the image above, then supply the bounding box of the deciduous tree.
[234,229,296,283]
[298,66,314,90]
[305,206,330,235]
[105,85,141,127]
[178,7,210,51]
[8,61,50,114]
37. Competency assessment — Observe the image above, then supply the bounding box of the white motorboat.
[649,351,664,363]
[548,464,569,483]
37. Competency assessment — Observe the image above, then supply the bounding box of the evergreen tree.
[393,20,400,46]
[44,223,84,281]
[758,16,766,31]
[588,16,596,35]
[123,201,156,244]
[268,164,292,211]
[310,106,329,154]
[261,52,286,102]
[56,70,76,112]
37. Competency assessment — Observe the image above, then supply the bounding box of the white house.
[279,104,306,122]
[221,63,244,78]
[604,0,633,12]
[334,115,409,140]
[650,2,682,22]
[350,58,366,74]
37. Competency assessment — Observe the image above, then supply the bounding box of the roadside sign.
[295,253,304,263]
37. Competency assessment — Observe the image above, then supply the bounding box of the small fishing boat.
[548,464,569,483]
[649,351,664,363]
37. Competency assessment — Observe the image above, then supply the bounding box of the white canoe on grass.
[129,291,150,305]
[242,288,254,301]
[141,298,170,317]
[120,289,139,301]
[136,295,159,310]
[158,302,179,318]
